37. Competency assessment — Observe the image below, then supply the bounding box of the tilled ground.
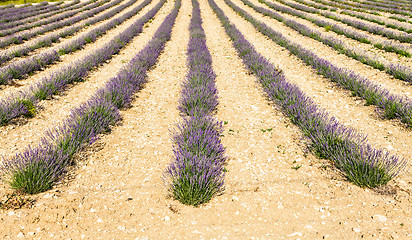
[0,0,410,239]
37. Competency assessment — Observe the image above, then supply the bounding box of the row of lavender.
[330,0,412,15]
[0,0,160,126]
[210,0,406,188]
[0,0,181,195]
[259,0,410,57]
[295,0,412,33]
[248,0,412,83]
[0,1,54,23]
[0,0,140,67]
[0,2,77,26]
[0,0,90,37]
[0,0,113,49]
[274,0,412,44]
[229,0,412,128]
[305,0,412,17]
[0,0,83,31]
[0,2,36,11]
[164,0,226,206]
[293,0,411,24]
[340,8,412,33]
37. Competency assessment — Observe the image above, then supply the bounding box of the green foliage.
[18,99,36,117]
[8,161,55,194]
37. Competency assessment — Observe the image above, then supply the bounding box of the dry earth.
[0,0,411,239]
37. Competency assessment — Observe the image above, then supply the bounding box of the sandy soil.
[0,0,410,239]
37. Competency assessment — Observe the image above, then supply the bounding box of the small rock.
[304,225,313,229]
[231,196,239,201]
[386,145,394,151]
[43,193,52,199]
[28,232,35,236]
[17,232,24,238]
[163,216,170,221]
[288,232,303,237]
[90,208,97,213]
[373,215,387,222]
[97,218,103,223]
[352,228,361,233]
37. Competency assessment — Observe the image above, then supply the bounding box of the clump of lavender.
[0,0,181,195]
[166,117,226,206]
[209,0,406,188]
[163,0,226,206]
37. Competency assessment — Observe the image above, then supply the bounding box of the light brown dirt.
[0,0,410,239]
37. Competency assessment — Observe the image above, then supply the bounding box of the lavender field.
[0,0,411,238]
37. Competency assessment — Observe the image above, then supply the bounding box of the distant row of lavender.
[357,0,412,9]
[273,0,412,44]
[340,9,412,34]
[0,0,112,49]
[247,0,412,81]
[0,4,16,11]
[210,0,406,188]
[0,1,83,31]
[0,0,163,126]
[226,0,412,128]
[0,0,140,67]
[260,0,411,57]
[0,0,90,36]
[0,0,182,195]
[164,0,226,206]
[0,2,49,17]
[0,1,49,19]
[0,2,64,24]
[330,0,412,15]
[313,0,412,17]
[293,0,374,16]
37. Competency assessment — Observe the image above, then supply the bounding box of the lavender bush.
[210,0,406,188]
[225,0,412,128]
[0,0,165,125]
[0,0,182,195]
[164,0,226,206]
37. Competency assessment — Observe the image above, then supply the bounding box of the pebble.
[163,216,170,221]
[352,228,361,233]
[17,232,24,238]
[288,232,303,237]
[373,215,387,222]
[43,193,52,199]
